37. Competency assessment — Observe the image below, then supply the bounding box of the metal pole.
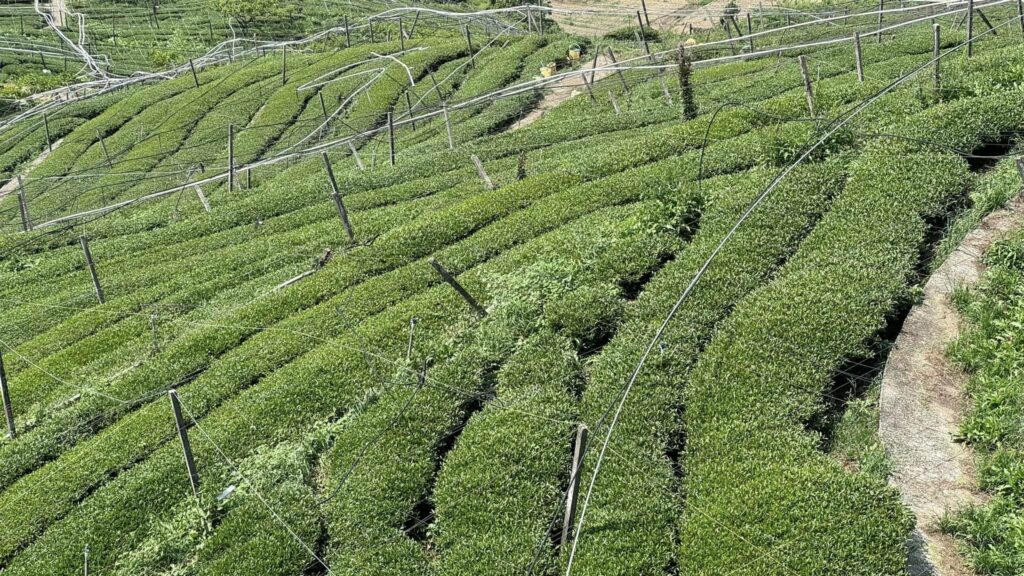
[405,92,416,130]
[281,47,287,84]
[933,23,941,92]
[319,92,329,121]
[43,113,52,152]
[80,236,105,304]
[561,424,589,548]
[1,350,15,439]
[746,13,754,53]
[387,112,396,166]
[606,47,628,90]
[17,176,31,232]
[581,74,596,101]
[344,15,351,47]
[399,17,406,51]
[876,0,884,42]
[967,0,974,57]
[169,390,200,497]
[96,130,112,169]
[428,258,486,316]
[854,32,864,82]
[636,12,651,57]
[321,153,355,241]
[471,155,494,190]
[465,26,474,68]
[189,59,199,87]
[640,0,651,27]
[443,102,454,149]
[798,55,815,117]
[1018,0,1023,35]
[227,124,234,191]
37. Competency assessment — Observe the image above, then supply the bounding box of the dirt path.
[879,191,1024,576]
[550,0,775,35]
[0,138,63,199]
[509,54,615,132]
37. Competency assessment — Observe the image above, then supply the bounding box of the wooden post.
[1,350,15,439]
[409,11,420,37]
[609,91,621,114]
[43,113,52,152]
[84,545,89,576]
[387,112,396,167]
[428,258,486,316]
[443,102,454,149]
[581,74,596,101]
[722,18,738,55]
[641,0,651,27]
[854,32,864,82]
[227,124,236,192]
[976,9,997,36]
[245,168,251,190]
[465,26,475,68]
[152,2,159,29]
[966,0,974,57]
[281,47,287,84]
[876,0,884,42]
[349,141,365,170]
[321,153,355,241]
[606,47,628,90]
[17,177,31,232]
[659,73,672,104]
[169,390,200,497]
[746,13,754,53]
[189,59,199,87]
[678,44,697,120]
[1015,157,1024,182]
[344,15,351,47]
[406,317,417,361]
[369,19,375,43]
[561,424,589,548]
[471,155,494,190]
[96,130,112,169]
[798,55,815,116]
[80,236,105,304]
[1018,0,1024,35]
[636,12,651,57]
[399,17,406,51]
[589,49,600,84]
[933,23,941,92]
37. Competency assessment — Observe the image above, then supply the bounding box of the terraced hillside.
[2,2,1024,575]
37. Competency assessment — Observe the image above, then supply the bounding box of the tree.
[208,0,278,34]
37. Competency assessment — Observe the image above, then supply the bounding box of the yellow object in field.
[684,38,699,47]
[540,62,557,77]
[568,44,582,62]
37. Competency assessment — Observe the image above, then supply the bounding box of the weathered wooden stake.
[465,26,475,68]
[17,177,31,232]
[1018,0,1024,35]
[96,129,112,169]
[798,55,815,116]
[409,11,420,37]
[169,390,200,497]
[80,236,105,304]
[387,112,396,166]
[369,19,375,43]
[876,0,884,42]
[189,59,199,87]
[227,124,235,191]
[640,0,651,27]
[281,47,287,84]
[321,153,355,241]
[609,91,621,114]
[746,13,754,53]
[854,32,864,82]
[1,350,15,439]
[589,48,600,84]
[399,17,406,51]
[1015,157,1024,182]
[471,155,494,190]
[43,113,52,152]
[561,424,589,548]
[428,258,486,316]
[406,317,417,361]
[442,102,454,149]
[194,184,210,212]
[967,0,974,57]
[976,9,997,36]
[933,23,941,91]
[245,168,251,189]
[606,47,628,90]
[344,15,351,47]
[636,12,651,57]
[349,141,365,170]
[83,544,89,576]
[581,74,596,101]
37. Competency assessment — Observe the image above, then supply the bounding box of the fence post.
[80,236,105,304]
[443,102,455,149]
[640,0,651,27]
[465,26,474,68]
[17,176,31,232]
[933,23,941,92]
[636,11,651,57]
[399,17,406,51]
[281,47,287,84]
[747,13,754,53]
[428,258,486,316]
[1,350,15,439]
[1017,0,1024,35]
[1014,157,1024,183]
[169,390,200,497]
[581,74,596,101]
[678,44,697,120]
[854,32,864,82]
[561,424,589,548]
[606,47,628,90]
[189,59,199,87]
[471,155,494,190]
[798,55,815,116]
[345,15,351,47]
[96,129,112,169]
[321,153,355,242]
[405,93,416,130]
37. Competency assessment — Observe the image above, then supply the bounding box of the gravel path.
[880,191,1024,576]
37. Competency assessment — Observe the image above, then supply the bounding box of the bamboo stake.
[798,55,815,116]
[322,153,355,241]
[854,32,864,82]
[428,258,486,316]
[80,236,104,304]
[169,390,200,497]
